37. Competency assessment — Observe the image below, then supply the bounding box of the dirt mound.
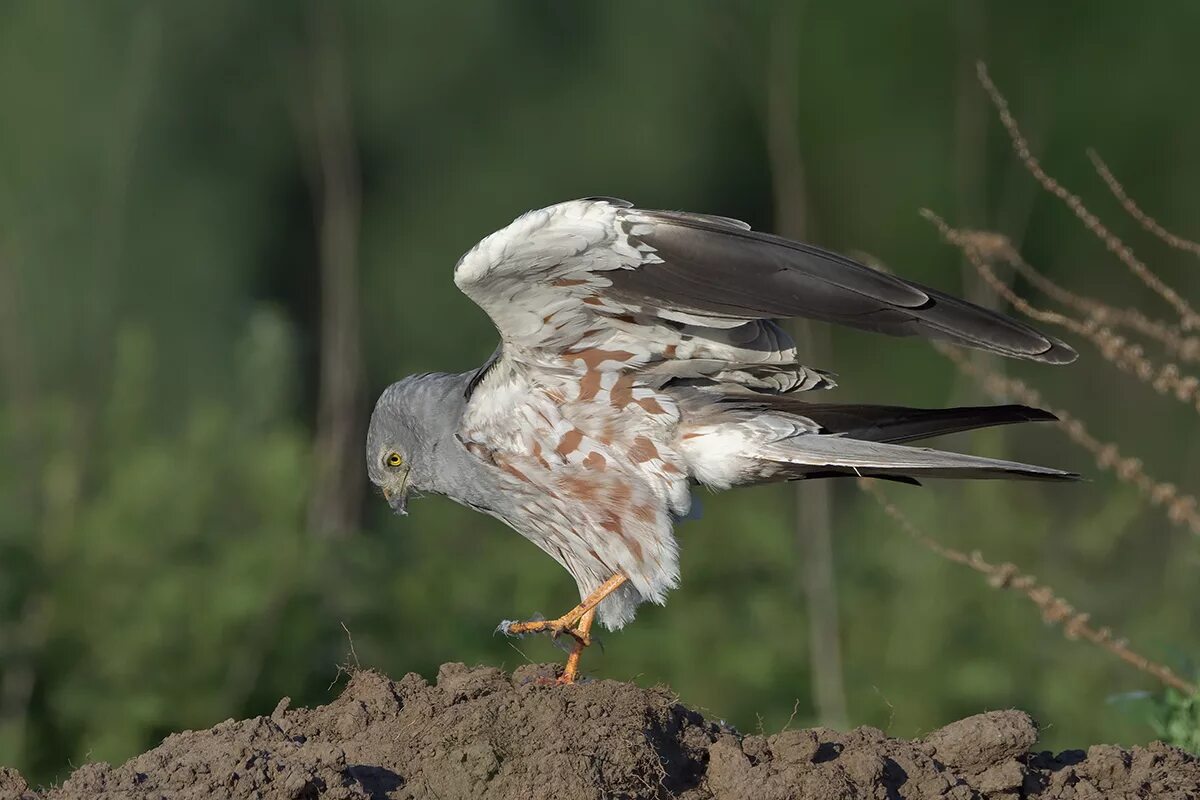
[5,663,1197,799]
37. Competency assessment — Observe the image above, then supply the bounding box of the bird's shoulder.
[453,198,637,294]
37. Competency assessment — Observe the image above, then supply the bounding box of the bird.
[366,197,1079,683]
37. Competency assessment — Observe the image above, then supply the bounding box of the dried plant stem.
[923,210,1200,413]
[936,342,1200,537]
[1088,149,1200,259]
[864,255,1200,504]
[1018,268,1198,362]
[976,61,1200,330]
[859,479,1198,696]
[871,226,1198,362]
[997,247,1198,362]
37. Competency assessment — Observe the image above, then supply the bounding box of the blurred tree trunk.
[302,3,365,540]
[766,3,848,731]
[954,0,1008,408]
[0,253,40,766]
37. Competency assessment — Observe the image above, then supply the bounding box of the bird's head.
[366,373,464,515]
[366,391,415,515]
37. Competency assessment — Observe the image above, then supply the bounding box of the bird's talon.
[492,578,622,680]
[496,615,591,647]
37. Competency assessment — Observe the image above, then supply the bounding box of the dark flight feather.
[608,209,1077,364]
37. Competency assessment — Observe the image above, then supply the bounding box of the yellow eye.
[385,452,404,468]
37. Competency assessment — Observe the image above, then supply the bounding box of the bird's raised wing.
[453,197,1077,369]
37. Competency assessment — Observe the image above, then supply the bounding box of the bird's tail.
[679,402,1080,487]
[756,433,1078,484]
[771,403,1077,483]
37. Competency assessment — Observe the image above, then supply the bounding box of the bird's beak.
[383,470,410,516]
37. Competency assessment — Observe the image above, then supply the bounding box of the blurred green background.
[3,0,1199,785]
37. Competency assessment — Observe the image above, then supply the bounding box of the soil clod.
[9,665,1198,799]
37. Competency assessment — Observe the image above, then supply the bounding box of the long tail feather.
[735,400,1059,444]
[759,435,1079,482]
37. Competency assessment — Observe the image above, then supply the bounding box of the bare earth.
[3,664,1196,799]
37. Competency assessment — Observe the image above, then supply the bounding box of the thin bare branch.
[1088,149,1200,259]
[936,342,1200,538]
[976,61,1200,330]
[859,479,1198,697]
[1002,249,1200,362]
[924,211,1200,414]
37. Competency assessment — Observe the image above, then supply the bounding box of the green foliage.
[1151,688,1200,756]
[2,311,313,778]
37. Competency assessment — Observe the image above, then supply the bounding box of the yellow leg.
[501,573,626,642]
[499,574,627,682]
[560,607,596,684]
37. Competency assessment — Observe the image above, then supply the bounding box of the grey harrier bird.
[367,197,1077,682]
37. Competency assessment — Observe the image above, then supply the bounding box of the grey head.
[366,371,473,515]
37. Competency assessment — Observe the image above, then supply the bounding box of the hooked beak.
[383,470,410,516]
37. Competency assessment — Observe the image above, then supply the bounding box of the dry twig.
[1013,263,1199,363]
[923,210,1200,412]
[859,479,1198,696]
[976,62,1200,330]
[327,622,362,691]
[994,246,1199,362]
[858,254,1200,535]
[936,342,1200,537]
[1088,149,1200,259]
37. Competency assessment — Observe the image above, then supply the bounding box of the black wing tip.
[939,336,1077,365]
[1030,338,1078,365]
[1032,469,1084,482]
[996,404,1059,423]
[941,325,1078,364]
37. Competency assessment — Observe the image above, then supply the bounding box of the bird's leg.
[559,607,596,684]
[499,573,627,649]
